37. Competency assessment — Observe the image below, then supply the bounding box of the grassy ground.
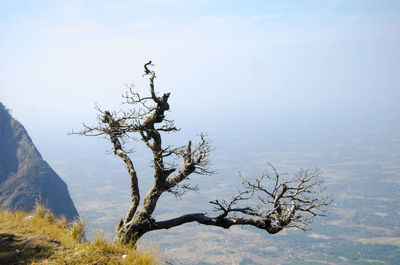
[0,204,160,265]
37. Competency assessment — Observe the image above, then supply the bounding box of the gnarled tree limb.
[74,61,330,246]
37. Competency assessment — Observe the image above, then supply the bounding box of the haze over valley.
[1,1,399,264]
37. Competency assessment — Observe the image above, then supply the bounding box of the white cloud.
[251,13,282,21]
[41,24,105,34]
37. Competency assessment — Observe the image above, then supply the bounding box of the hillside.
[0,204,159,264]
[0,102,78,220]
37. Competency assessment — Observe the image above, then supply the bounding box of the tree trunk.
[76,61,330,247]
[113,217,151,246]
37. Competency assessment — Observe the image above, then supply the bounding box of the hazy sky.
[1,0,399,137]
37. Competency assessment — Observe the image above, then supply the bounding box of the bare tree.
[74,61,330,246]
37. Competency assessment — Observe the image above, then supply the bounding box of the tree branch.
[75,60,330,246]
[152,212,283,234]
[102,111,140,223]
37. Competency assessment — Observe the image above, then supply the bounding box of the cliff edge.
[0,102,79,221]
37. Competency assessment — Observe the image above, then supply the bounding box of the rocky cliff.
[0,102,79,221]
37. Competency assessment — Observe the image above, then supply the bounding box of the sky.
[1,0,400,143]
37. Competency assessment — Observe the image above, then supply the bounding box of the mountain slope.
[0,102,79,221]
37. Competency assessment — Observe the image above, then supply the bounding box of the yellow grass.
[0,204,160,265]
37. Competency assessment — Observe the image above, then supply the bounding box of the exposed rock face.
[0,102,79,221]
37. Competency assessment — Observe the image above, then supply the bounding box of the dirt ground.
[0,233,60,265]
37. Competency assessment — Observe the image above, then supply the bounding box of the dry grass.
[57,235,160,265]
[70,218,86,243]
[0,204,160,265]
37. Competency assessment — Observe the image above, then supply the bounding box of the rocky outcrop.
[0,102,79,221]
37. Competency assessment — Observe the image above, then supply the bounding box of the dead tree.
[75,61,330,246]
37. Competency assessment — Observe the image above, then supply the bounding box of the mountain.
[0,102,79,221]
